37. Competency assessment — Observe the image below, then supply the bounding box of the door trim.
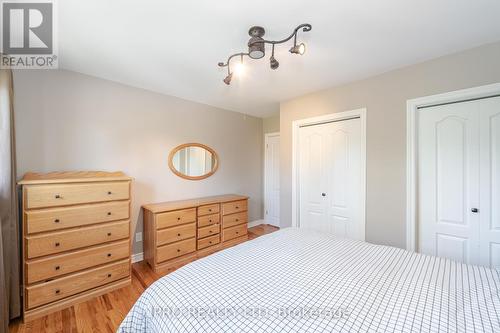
[264,132,280,227]
[291,108,367,241]
[406,83,500,252]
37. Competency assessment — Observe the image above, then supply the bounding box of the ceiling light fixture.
[218,23,312,84]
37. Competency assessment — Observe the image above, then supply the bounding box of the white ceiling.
[60,0,500,117]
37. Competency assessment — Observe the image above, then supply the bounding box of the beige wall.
[263,114,280,134]
[14,70,264,255]
[280,41,500,249]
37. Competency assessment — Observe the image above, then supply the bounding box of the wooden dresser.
[18,171,132,321]
[143,194,249,272]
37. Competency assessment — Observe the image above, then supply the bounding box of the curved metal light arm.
[248,23,312,47]
[218,52,249,68]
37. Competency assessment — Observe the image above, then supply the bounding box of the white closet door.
[479,97,500,269]
[418,96,500,267]
[299,123,328,233]
[299,118,363,240]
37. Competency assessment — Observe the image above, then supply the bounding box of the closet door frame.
[291,108,367,239]
[406,83,500,252]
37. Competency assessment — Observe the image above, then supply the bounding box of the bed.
[118,228,500,332]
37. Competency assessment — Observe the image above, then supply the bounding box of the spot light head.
[270,56,279,70]
[223,72,233,85]
[290,43,306,55]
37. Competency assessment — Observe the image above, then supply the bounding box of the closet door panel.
[479,96,500,269]
[299,126,327,231]
[298,118,363,239]
[324,119,362,240]
[418,101,480,264]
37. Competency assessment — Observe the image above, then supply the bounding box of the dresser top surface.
[18,171,132,185]
[142,194,248,213]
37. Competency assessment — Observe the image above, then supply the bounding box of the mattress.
[118,228,500,332]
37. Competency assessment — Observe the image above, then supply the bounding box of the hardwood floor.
[9,224,279,333]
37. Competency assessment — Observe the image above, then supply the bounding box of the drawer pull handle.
[209,209,212,212]
[55,289,60,294]
[177,233,181,236]
[55,194,61,199]
[209,220,212,223]
[209,241,212,244]
[54,219,60,223]
[236,231,239,234]
[108,273,112,278]
[236,219,239,222]
[55,242,60,247]
[209,230,213,233]
[107,253,112,257]
[236,206,239,209]
[177,217,181,220]
[55,265,60,270]
[107,212,112,216]
[107,232,112,236]
[177,249,181,252]
[108,191,112,195]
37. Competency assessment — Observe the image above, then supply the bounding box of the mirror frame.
[168,143,219,180]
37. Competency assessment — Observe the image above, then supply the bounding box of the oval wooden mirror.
[168,143,219,180]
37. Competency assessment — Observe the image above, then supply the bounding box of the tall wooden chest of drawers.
[18,171,132,321]
[143,194,249,272]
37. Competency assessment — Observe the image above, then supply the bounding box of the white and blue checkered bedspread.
[118,228,500,332]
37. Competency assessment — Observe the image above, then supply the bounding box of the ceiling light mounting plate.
[248,26,265,38]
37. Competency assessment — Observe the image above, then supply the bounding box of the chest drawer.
[222,211,247,229]
[198,223,220,239]
[197,213,219,228]
[156,238,196,263]
[197,204,219,216]
[25,182,130,209]
[197,234,220,250]
[157,223,196,246]
[222,200,247,216]
[156,208,196,229]
[25,201,130,234]
[26,240,129,284]
[26,220,129,259]
[222,224,247,242]
[26,259,130,309]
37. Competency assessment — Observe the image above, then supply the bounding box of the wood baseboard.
[23,278,131,322]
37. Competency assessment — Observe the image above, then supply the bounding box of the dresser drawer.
[25,182,130,209]
[198,223,220,239]
[156,238,196,263]
[197,204,219,216]
[26,220,129,259]
[25,201,130,234]
[156,208,196,229]
[222,224,247,242]
[197,234,220,250]
[222,211,247,229]
[26,259,129,309]
[222,200,247,215]
[157,223,196,246]
[26,240,129,284]
[197,213,219,228]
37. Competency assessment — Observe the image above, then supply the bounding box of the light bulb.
[298,43,306,55]
[290,43,306,55]
[233,62,245,76]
